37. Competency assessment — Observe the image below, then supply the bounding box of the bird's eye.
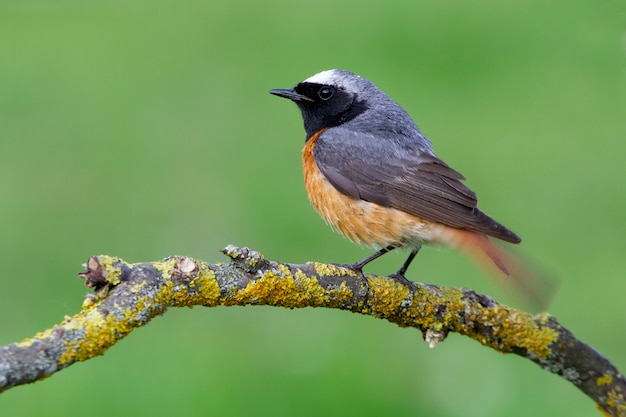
[318,86,335,101]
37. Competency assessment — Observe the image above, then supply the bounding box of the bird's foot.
[387,272,416,290]
[335,263,370,294]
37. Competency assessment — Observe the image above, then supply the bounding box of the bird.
[269,69,550,306]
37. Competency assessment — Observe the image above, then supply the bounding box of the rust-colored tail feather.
[442,228,558,311]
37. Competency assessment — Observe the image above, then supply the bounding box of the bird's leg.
[388,246,421,289]
[351,245,397,270]
[338,245,397,292]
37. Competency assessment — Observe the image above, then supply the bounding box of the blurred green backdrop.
[1,0,625,416]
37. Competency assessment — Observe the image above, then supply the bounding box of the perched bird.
[270,69,550,307]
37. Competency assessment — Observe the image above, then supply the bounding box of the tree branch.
[0,245,623,416]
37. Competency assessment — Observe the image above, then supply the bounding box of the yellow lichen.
[56,260,193,365]
[470,305,558,359]
[189,268,220,307]
[81,296,95,309]
[597,374,613,386]
[325,280,353,307]
[595,404,613,417]
[58,277,179,365]
[97,256,125,285]
[309,262,357,278]
[153,281,175,306]
[58,309,111,364]
[368,277,410,319]
[154,257,178,280]
[244,254,259,269]
[234,267,326,308]
[604,384,625,412]
[171,285,190,306]
[130,281,147,293]
[134,296,147,314]
[16,327,57,348]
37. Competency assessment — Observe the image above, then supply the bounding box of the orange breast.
[302,130,439,249]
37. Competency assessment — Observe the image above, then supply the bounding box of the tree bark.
[0,245,623,416]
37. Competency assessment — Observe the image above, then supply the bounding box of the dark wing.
[314,127,521,243]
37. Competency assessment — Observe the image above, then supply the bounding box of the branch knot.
[221,245,270,273]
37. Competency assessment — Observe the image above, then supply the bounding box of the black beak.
[269,88,313,102]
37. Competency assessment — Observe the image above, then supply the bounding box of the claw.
[387,272,416,289]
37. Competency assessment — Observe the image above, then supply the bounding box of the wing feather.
[313,127,521,243]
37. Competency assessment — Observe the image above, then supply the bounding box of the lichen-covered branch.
[0,245,623,416]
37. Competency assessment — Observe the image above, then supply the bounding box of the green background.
[1,0,625,416]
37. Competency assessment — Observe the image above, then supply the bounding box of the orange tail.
[440,228,558,312]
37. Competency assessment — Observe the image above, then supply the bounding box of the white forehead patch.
[302,69,371,95]
[304,69,338,85]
